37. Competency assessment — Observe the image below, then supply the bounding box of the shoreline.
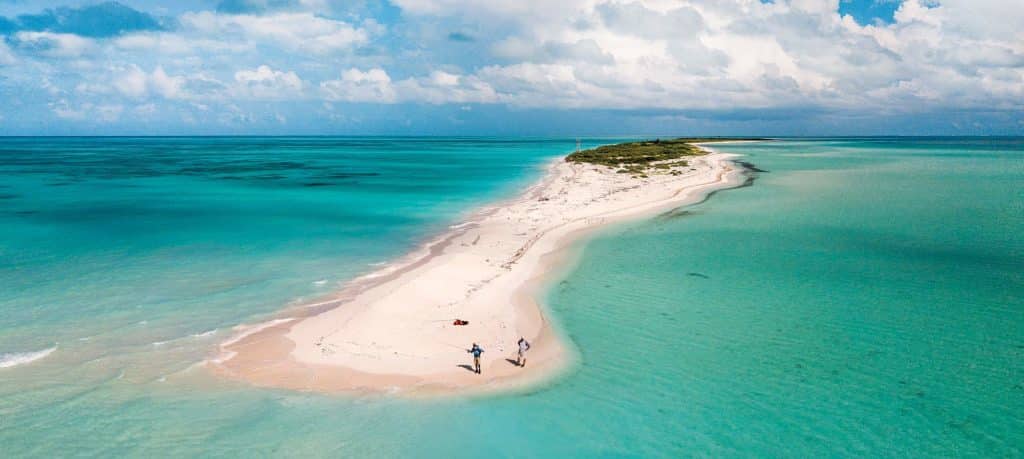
[208,144,749,396]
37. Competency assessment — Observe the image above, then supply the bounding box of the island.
[209,138,756,395]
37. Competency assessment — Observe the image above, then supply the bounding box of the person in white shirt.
[516,337,530,367]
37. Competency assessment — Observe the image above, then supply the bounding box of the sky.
[0,0,1021,136]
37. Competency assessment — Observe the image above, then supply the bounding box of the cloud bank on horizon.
[0,0,1021,135]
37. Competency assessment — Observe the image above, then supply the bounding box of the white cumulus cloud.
[234,65,304,99]
[114,65,185,99]
[49,100,124,122]
[376,0,1024,113]
[12,31,95,58]
[181,12,369,54]
[0,41,16,65]
[321,68,397,103]
[5,0,1022,130]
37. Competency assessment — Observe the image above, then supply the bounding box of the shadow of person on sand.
[457,364,476,373]
[504,358,521,367]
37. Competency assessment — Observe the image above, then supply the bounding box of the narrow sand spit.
[209,146,747,396]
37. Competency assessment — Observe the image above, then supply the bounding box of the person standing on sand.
[469,343,484,374]
[516,337,531,367]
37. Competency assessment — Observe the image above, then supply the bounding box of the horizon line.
[2,134,1023,139]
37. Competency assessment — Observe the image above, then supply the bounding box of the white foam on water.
[220,318,295,348]
[298,298,343,310]
[313,279,328,286]
[192,329,218,338]
[206,318,295,365]
[353,268,395,281]
[0,345,57,369]
[448,220,479,230]
[205,349,237,365]
[183,360,207,373]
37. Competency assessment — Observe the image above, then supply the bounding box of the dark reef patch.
[734,161,768,173]
[657,208,699,220]
[734,160,766,188]
[675,158,764,209]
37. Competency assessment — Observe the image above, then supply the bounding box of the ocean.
[0,137,1021,457]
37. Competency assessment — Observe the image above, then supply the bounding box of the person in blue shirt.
[468,343,484,374]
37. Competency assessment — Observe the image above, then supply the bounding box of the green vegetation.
[566,137,766,177]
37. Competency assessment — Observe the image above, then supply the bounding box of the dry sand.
[208,146,746,396]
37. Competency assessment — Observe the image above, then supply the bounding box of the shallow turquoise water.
[1,137,1021,457]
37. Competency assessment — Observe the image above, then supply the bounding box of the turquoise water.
[1,137,1021,457]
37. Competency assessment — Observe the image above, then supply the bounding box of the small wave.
[354,263,404,281]
[297,298,343,310]
[151,328,219,345]
[192,329,218,338]
[210,318,295,365]
[221,318,295,348]
[313,279,328,286]
[183,360,207,373]
[206,349,237,365]
[448,220,479,230]
[355,270,390,280]
[0,345,57,369]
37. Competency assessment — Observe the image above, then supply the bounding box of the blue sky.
[838,0,901,25]
[0,0,1021,136]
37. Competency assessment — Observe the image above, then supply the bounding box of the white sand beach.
[209,146,746,395]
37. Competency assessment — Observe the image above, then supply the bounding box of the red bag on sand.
[453,319,469,326]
